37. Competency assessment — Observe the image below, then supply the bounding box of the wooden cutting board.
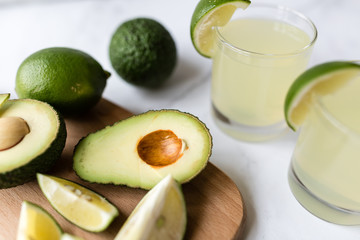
[0,98,246,240]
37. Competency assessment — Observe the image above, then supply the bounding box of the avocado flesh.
[0,99,66,188]
[73,110,212,190]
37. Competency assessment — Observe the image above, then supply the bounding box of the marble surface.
[1,0,360,239]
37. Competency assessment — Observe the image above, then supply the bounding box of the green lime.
[109,18,177,88]
[114,175,186,240]
[284,61,360,131]
[15,47,110,115]
[190,0,250,58]
[37,173,119,232]
[17,201,63,240]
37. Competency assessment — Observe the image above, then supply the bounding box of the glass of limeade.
[289,74,360,225]
[211,4,317,141]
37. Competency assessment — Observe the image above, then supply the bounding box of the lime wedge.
[190,0,250,58]
[37,173,119,232]
[0,93,10,107]
[285,61,360,131]
[60,233,84,240]
[114,175,186,240]
[17,201,62,240]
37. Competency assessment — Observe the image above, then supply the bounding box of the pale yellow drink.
[211,14,316,141]
[212,18,311,126]
[290,77,360,223]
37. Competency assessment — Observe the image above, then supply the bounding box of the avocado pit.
[137,130,186,167]
[0,116,30,151]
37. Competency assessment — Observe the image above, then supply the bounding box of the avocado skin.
[0,114,67,189]
[109,18,177,88]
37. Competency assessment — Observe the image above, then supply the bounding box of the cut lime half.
[114,175,186,240]
[285,61,360,131]
[37,173,119,232]
[190,0,251,58]
[17,201,63,240]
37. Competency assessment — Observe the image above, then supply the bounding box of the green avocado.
[73,110,212,190]
[0,96,66,188]
[109,18,177,88]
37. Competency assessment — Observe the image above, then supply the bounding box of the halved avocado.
[0,95,66,188]
[73,110,212,190]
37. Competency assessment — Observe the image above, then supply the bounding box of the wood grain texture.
[0,98,246,239]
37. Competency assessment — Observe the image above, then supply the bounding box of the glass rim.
[214,3,318,58]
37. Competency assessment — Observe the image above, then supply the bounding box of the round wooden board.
[0,98,246,239]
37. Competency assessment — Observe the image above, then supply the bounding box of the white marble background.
[1,0,360,239]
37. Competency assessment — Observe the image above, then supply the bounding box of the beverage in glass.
[211,4,317,141]
[289,76,360,224]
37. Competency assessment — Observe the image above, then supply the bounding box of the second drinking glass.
[211,3,317,141]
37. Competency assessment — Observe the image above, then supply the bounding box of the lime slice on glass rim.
[190,0,251,58]
[114,175,186,240]
[284,61,360,131]
[37,173,119,232]
[17,201,63,240]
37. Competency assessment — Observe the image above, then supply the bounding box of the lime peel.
[285,61,360,131]
[15,47,109,115]
[191,0,251,58]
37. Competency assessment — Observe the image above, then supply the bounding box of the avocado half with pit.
[73,110,212,189]
[0,94,66,188]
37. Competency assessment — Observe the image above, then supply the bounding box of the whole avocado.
[109,18,177,88]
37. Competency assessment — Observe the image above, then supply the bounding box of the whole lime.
[15,47,110,115]
[109,18,177,88]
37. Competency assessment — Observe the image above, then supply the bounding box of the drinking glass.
[289,76,360,225]
[211,3,317,141]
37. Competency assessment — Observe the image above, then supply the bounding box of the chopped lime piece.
[285,61,360,131]
[114,175,186,240]
[0,93,10,107]
[17,201,62,240]
[37,173,119,232]
[190,0,250,58]
[61,233,84,240]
